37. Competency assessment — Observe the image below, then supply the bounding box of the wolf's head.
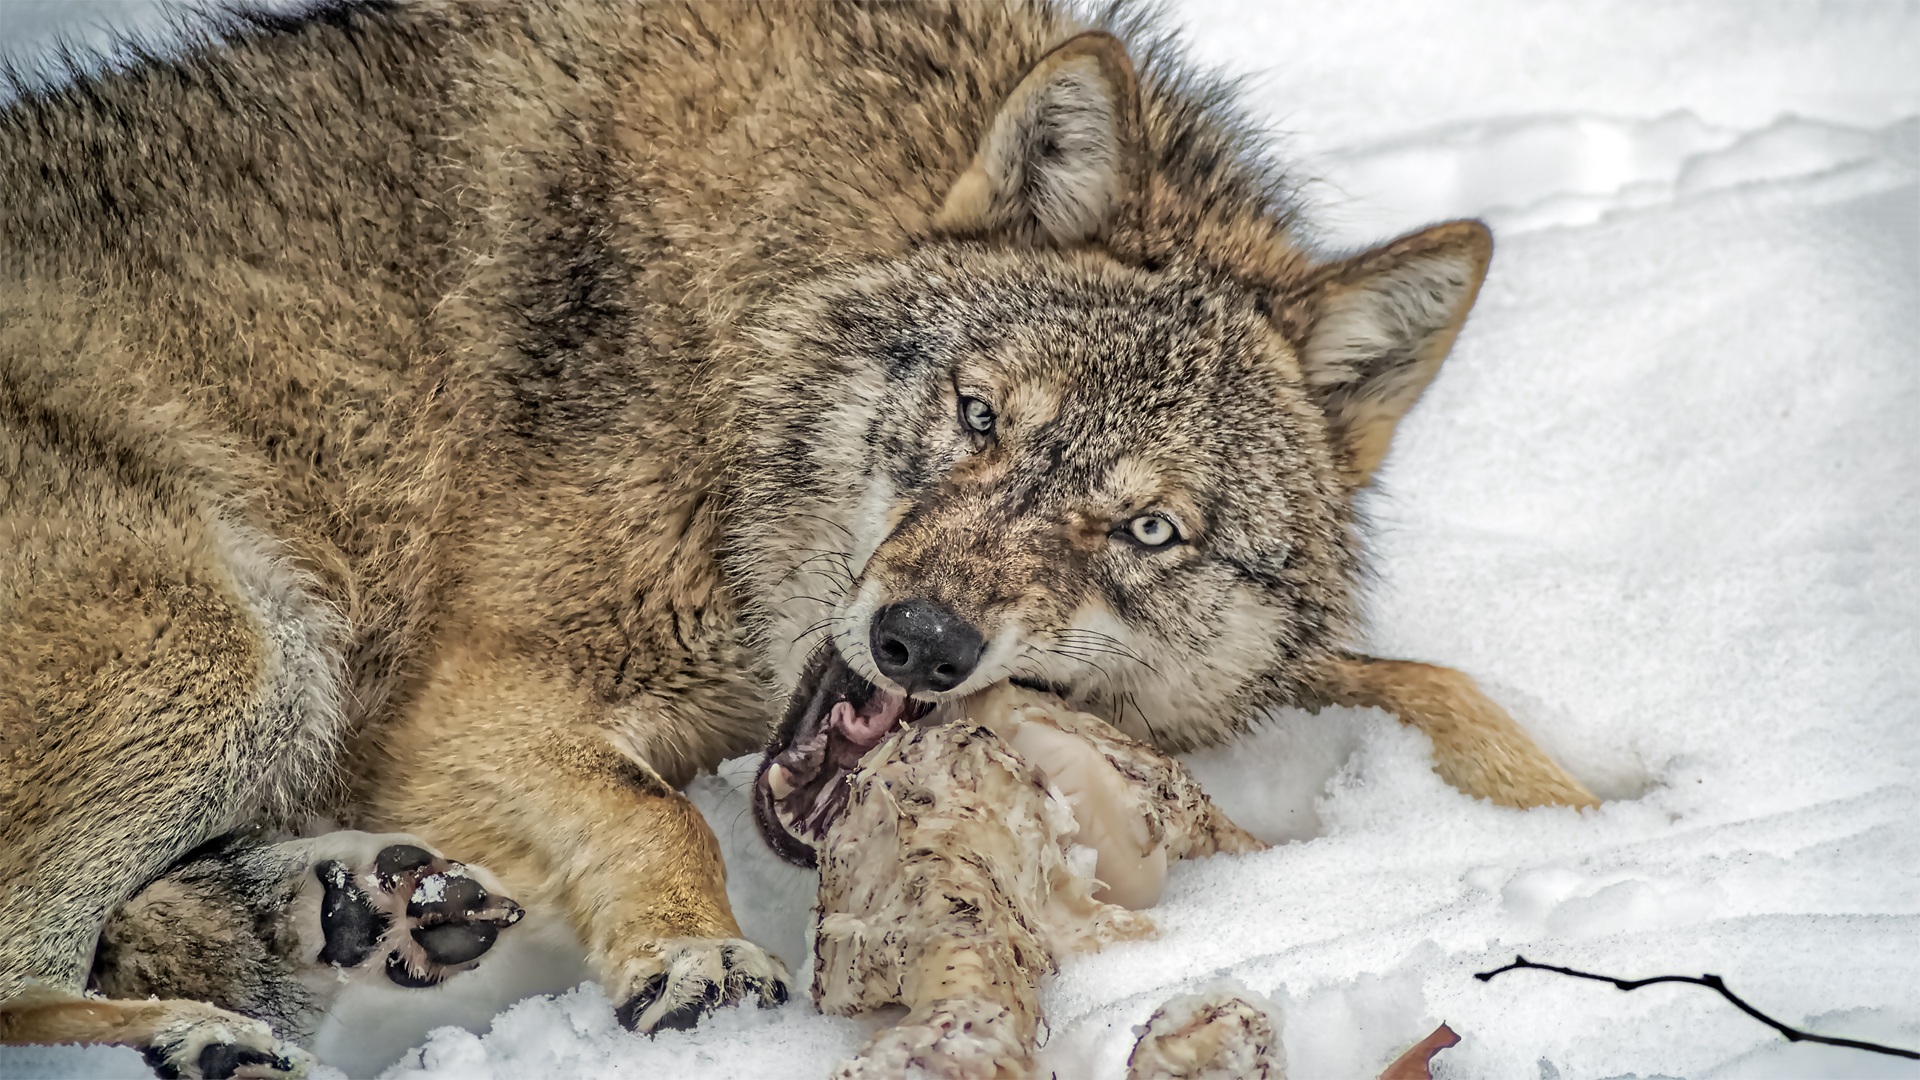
[734,32,1490,863]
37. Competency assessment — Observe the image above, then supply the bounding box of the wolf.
[0,2,1595,1075]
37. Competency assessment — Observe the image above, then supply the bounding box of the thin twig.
[1474,955,1919,1060]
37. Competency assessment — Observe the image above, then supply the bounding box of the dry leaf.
[1378,1024,1460,1080]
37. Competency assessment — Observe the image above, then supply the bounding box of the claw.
[195,1042,295,1080]
[610,937,793,1034]
[614,973,668,1031]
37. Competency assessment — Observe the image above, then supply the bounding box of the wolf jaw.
[754,648,926,867]
[752,645,1078,868]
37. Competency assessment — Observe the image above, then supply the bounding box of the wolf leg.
[364,651,791,1034]
[1322,655,1598,809]
[1,410,342,1076]
[88,832,523,1041]
[0,990,303,1080]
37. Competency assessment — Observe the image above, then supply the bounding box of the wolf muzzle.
[868,599,986,696]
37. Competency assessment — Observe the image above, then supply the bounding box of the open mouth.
[752,647,938,867]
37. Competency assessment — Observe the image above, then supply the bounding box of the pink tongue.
[830,692,907,749]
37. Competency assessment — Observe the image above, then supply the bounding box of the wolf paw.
[611,937,792,1033]
[311,838,524,988]
[144,1002,312,1079]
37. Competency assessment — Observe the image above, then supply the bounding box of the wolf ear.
[1287,221,1493,486]
[932,31,1143,247]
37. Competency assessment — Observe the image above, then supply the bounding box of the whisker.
[1008,646,1049,688]
[1049,641,1134,660]
[1065,647,1156,675]
[729,801,758,835]
[1011,645,1044,676]
[1039,646,1113,682]
[1042,640,1127,662]
[1049,630,1157,675]
[780,594,842,606]
[790,562,854,582]
[794,568,853,590]
[1053,628,1142,654]
[1125,690,1161,745]
[789,513,857,541]
[789,548,857,569]
[790,616,846,646]
[775,550,857,589]
[1053,628,1134,650]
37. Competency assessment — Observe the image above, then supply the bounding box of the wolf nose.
[869,600,985,696]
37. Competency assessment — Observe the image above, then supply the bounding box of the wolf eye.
[960,396,995,434]
[1124,514,1180,548]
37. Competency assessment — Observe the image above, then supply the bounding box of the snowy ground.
[3,2,1917,1078]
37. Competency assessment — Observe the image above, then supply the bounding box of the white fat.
[969,686,1170,910]
[1065,843,1100,882]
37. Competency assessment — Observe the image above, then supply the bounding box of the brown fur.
[2,1,1591,1068]
[1321,656,1596,809]
[0,990,292,1076]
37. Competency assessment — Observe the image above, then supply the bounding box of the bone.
[977,691,1170,908]
[1124,989,1284,1080]
[812,685,1265,1078]
[968,684,1264,901]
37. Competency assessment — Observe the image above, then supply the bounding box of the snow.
[2,1,1916,1078]
[407,865,466,907]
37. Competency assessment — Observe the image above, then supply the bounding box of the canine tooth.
[767,763,795,800]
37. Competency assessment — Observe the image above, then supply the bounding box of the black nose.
[869,600,985,695]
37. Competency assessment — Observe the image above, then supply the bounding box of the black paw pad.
[379,863,522,986]
[316,860,390,967]
[406,872,486,919]
[385,951,443,989]
[413,920,498,966]
[374,844,436,888]
[196,1042,291,1080]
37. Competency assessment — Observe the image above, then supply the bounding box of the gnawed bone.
[813,683,1263,1078]
[969,684,1171,909]
[1125,987,1284,1080]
